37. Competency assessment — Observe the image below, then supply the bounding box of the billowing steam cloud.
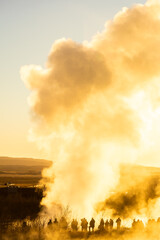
[96,164,160,219]
[21,0,160,220]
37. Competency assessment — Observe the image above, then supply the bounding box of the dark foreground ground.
[0,187,43,222]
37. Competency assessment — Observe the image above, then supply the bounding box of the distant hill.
[0,157,52,186]
[0,157,160,187]
[120,163,160,178]
[0,156,52,167]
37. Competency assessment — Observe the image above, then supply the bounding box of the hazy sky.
[0,0,145,159]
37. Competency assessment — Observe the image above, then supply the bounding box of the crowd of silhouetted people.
[132,217,160,230]
[47,217,121,232]
[47,217,120,232]
[47,216,160,233]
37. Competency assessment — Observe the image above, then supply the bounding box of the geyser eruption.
[21,0,160,220]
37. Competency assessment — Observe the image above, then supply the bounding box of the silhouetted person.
[71,219,78,231]
[22,221,29,232]
[105,219,109,231]
[89,218,95,232]
[133,219,144,230]
[109,219,114,231]
[98,218,105,232]
[116,217,121,230]
[71,219,75,231]
[81,218,88,231]
[137,220,144,230]
[59,217,68,230]
[54,218,58,224]
[22,221,27,227]
[48,219,52,226]
[74,219,78,231]
[83,218,88,232]
[22,221,27,231]
[157,218,160,229]
[132,219,136,229]
[52,218,58,231]
[81,219,84,231]
[147,219,156,230]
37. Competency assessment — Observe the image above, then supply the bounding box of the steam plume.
[21,0,160,219]
[96,165,160,219]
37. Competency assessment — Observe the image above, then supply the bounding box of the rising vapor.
[21,0,160,220]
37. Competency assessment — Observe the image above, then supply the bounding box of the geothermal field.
[0,162,160,239]
[2,0,160,239]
